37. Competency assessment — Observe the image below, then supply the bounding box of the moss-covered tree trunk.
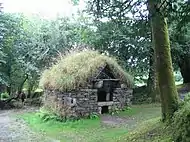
[148,0,179,121]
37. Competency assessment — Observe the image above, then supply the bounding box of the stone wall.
[43,89,98,118]
[72,89,98,117]
[43,88,132,118]
[111,88,132,111]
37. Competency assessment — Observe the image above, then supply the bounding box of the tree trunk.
[178,55,190,83]
[148,0,179,121]
[27,81,34,98]
[147,48,160,102]
[17,74,28,94]
[7,86,11,96]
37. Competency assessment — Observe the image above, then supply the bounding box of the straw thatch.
[39,50,133,91]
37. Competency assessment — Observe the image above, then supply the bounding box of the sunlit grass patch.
[117,104,161,118]
[20,112,128,142]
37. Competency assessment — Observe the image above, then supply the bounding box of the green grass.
[118,104,161,117]
[19,104,163,142]
[112,104,161,130]
[120,117,173,142]
[20,113,128,142]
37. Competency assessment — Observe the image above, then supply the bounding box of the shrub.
[183,93,190,103]
[172,95,190,142]
[132,85,153,104]
[36,107,64,122]
[0,92,9,100]
[89,113,99,119]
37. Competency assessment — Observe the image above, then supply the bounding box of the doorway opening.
[101,106,109,114]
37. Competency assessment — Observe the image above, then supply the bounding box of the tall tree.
[147,0,178,121]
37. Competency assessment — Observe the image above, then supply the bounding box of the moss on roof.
[39,50,133,91]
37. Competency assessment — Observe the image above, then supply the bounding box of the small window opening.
[71,99,73,104]
[98,90,107,102]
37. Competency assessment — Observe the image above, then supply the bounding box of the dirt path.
[101,115,137,129]
[101,106,161,129]
[0,109,59,142]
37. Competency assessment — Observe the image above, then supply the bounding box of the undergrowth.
[172,94,190,142]
[36,107,64,122]
[36,107,99,122]
[121,95,190,142]
[0,92,9,100]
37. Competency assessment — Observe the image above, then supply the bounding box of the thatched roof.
[39,50,133,91]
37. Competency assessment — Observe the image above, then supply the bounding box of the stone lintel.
[98,101,114,106]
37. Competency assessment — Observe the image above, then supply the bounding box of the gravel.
[0,109,60,142]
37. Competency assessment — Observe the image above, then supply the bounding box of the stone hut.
[40,50,133,118]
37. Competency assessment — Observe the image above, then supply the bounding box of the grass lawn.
[119,117,173,142]
[20,113,128,142]
[19,104,162,142]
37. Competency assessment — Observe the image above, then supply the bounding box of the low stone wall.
[43,89,98,118]
[113,88,133,109]
[72,89,98,117]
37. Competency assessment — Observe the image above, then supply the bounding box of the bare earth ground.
[101,115,136,129]
[0,108,59,142]
[101,106,161,130]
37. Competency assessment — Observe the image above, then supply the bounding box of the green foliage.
[0,12,96,95]
[36,107,64,122]
[0,92,9,100]
[40,50,133,91]
[132,86,153,104]
[91,19,151,78]
[183,93,190,103]
[172,96,190,142]
[36,107,99,122]
[89,113,99,119]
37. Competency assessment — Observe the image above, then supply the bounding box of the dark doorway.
[110,92,113,101]
[101,106,109,114]
[97,90,107,102]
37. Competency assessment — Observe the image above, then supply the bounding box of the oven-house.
[40,50,133,118]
